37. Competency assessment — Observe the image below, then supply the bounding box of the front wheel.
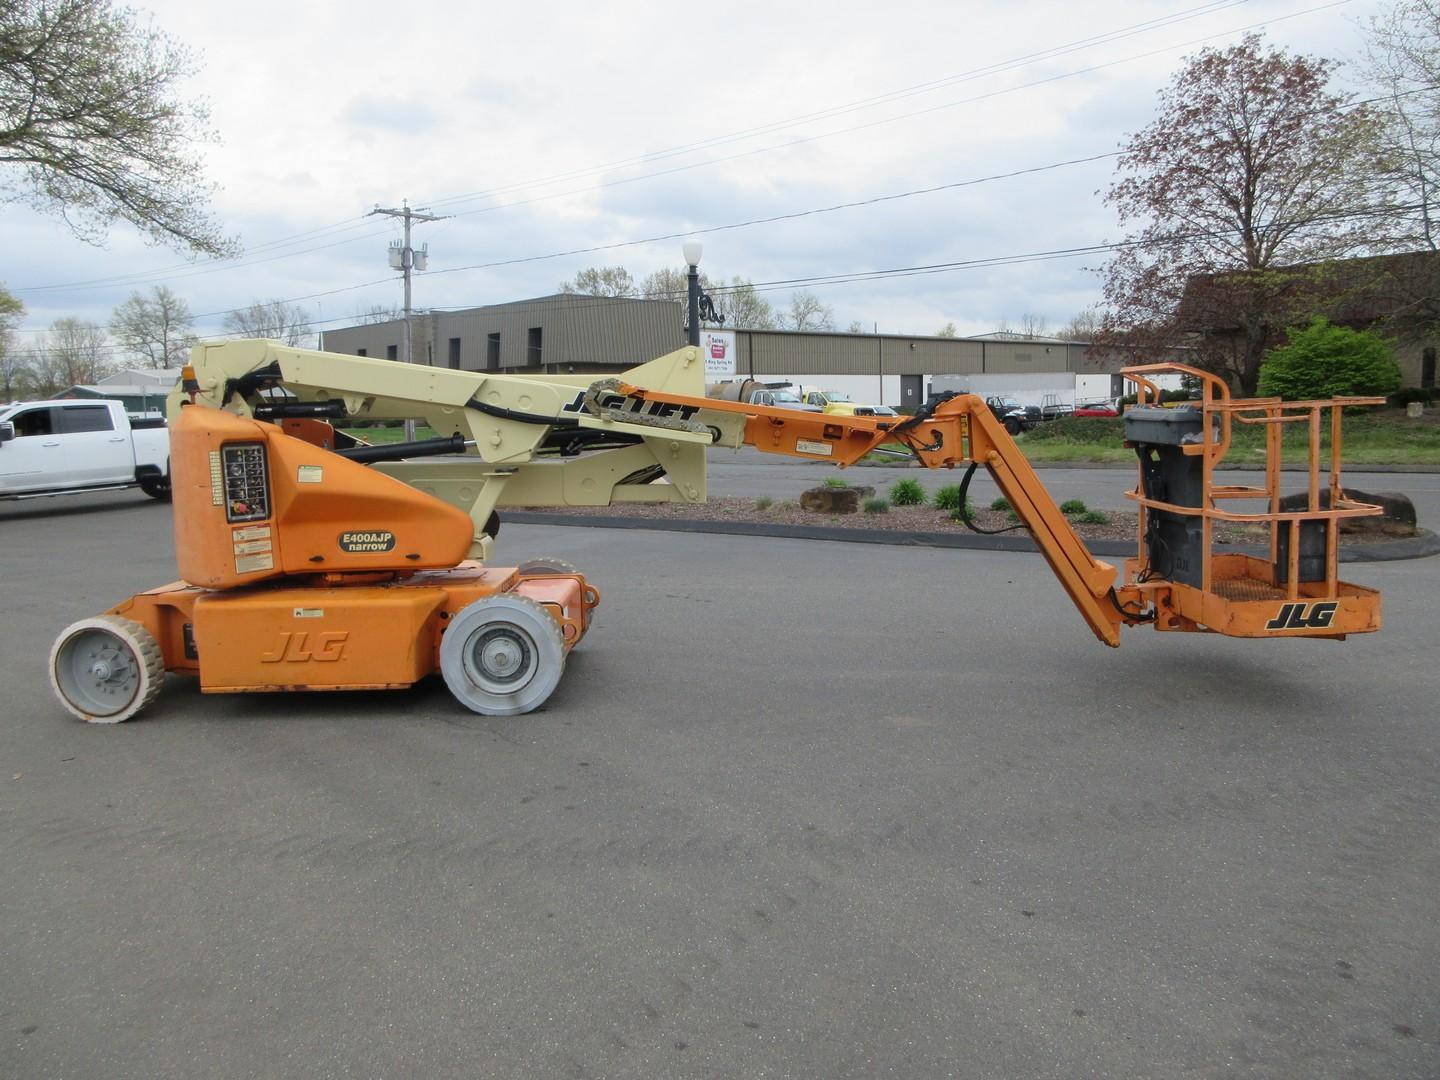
[440,594,566,716]
[139,473,171,501]
[49,615,164,723]
[1004,418,1022,436]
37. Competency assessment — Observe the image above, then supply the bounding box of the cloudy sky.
[1,0,1390,356]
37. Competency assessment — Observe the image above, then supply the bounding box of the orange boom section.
[615,365,1383,644]
[170,405,474,590]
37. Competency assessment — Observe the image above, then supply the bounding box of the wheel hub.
[479,634,523,680]
[471,626,533,686]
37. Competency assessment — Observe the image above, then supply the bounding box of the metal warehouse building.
[319,294,1134,408]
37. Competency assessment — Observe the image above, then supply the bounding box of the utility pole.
[369,200,445,367]
[369,200,446,438]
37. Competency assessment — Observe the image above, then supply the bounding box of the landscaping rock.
[800,484,875,515]
[1277,487,1418,536]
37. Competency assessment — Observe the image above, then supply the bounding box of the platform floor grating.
[1211,577,1289,602]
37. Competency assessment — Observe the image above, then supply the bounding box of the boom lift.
[48,341,1384,723]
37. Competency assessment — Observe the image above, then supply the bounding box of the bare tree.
[559,266,637,297]
[1018,313,1050,338]
[642,267,705,301]
[1364,1,1440,250]
[28,317,110,395]
[846,320,866,334]
[1059,305,1104,341]
[112,286,196,369]
[708,277,775,329]
[782,290,834,332]
[354,304,401,324]
[223,300,314,348]
[935,322,958,337]
[0,0,234,256]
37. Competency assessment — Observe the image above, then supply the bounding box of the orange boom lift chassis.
[47,343,1382,723]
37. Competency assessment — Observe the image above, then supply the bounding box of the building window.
[1014,352,1032,362]
[487,332,500,369]
[356,348,367,357]
[527,327,543,366]
[386,344,398,361]
[448,337,461,369]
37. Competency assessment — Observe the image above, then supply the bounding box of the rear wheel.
[139,472,171,501]
[440,594,566,716]
[516,557,579,576]
[49,615,164,723]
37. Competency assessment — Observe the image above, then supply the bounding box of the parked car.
[0,399,170,501]
[1074,399,1121,418]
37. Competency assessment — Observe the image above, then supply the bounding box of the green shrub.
[1119,388,1192,407]
[933,484,963,511]
[949,500,977,523]
[862,497,889,514]
[1075,510,1109,525]
[889,478,926,506]
[1258,318,1401,400]
[1060,499,1087,514]
[754,496,773,511]
[990,496,1011,512]
[823,476,849,489]
[1022,416,1125,443]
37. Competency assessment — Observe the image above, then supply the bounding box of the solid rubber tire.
[440,594,566,716]
[516,557,579,576]
[49,615,164,723]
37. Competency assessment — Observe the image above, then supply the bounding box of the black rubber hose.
[953,461,1029,535]
[335,433,468,464]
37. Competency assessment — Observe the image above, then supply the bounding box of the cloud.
[342,97,443,134]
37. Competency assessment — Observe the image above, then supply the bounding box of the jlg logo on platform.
[259,631,349,663]
[1265,601,1339,631]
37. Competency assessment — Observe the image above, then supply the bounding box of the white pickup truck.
[0,399,170,501]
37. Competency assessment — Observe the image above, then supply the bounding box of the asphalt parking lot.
[2,487,1438,1079]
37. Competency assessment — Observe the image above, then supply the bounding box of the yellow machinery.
[48,341,1383,722]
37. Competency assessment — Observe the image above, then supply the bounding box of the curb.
[503,513,1440,562]
[849,459,1440,473]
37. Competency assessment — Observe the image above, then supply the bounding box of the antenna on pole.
[369,200,447,439]
[368,200,446,369]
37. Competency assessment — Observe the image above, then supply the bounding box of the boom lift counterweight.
[48,342,1384,723]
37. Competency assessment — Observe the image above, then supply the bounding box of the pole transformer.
[369,201,446,367]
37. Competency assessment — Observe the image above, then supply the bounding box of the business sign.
[701,331,736,379]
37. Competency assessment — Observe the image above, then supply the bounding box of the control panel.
[220,442,270,523]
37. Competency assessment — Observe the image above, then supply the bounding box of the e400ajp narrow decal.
[1265,601,1339,631]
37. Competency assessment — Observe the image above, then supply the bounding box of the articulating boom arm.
[608,366,1383,647]
[608,379,1133,646]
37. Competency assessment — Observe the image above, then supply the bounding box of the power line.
[13,201,1426,360]
[9,0,1323,295]
[423,0,1250,213]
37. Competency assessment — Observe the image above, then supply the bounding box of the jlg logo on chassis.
[1265,601,1339,631]
[259,631,349,663]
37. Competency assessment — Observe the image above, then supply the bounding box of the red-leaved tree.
[1097,35,1391,394]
